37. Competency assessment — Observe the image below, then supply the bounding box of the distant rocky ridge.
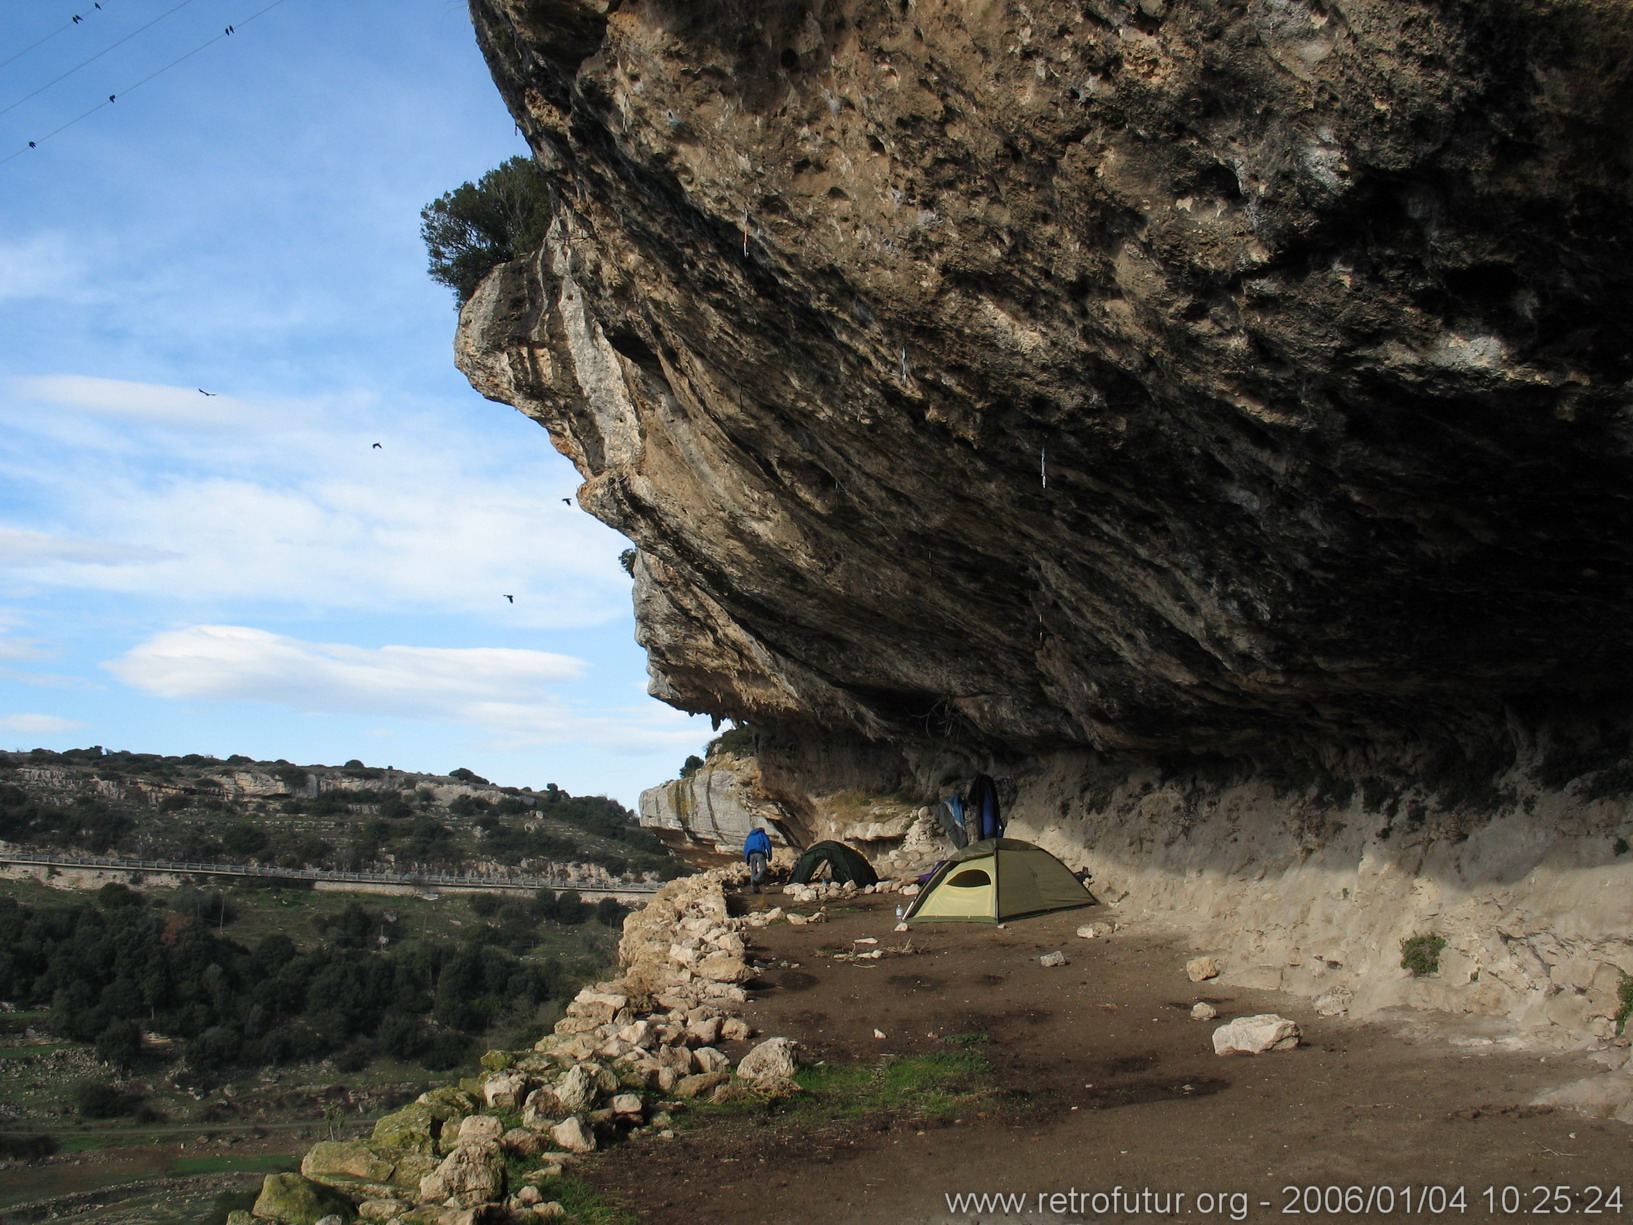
[0,749,675,885]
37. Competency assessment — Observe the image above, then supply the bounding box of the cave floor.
[584,891,1630,1225]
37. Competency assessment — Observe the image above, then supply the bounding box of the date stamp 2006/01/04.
[945,1184,1626,1220]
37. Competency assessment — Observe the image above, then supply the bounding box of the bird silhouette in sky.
[561,498,571,505]
[197,389,217,396]
[503,594,515,603]
[371,442,382,449]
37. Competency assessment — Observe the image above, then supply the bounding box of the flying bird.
[561,498,571,505]
[197,388,217,396]
[371,442,382,449]
[503,594,515,603]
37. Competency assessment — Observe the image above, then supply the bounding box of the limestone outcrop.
[637,751,790,854]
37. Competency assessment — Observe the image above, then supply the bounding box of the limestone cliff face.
[455,0,1633,1036]
[461,0,1633,760]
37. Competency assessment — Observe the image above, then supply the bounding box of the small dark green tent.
[788,840,878,886]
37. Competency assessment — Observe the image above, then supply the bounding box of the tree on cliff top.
[421,156,553,304]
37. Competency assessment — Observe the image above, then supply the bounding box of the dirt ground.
[585,891,1631,1225]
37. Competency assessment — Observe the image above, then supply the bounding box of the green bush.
[1400,933,1447,977]
[0,1133,58,1162]
[1616,975,1633,1035]
[705,724,757,759]
[74,1079,139,1118]
[421,157,553,304]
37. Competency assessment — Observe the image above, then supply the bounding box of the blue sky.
[0,0,713,807]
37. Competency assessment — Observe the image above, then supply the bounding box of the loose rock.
[1212,1013,1301,1055]
[736,1036,800,1082]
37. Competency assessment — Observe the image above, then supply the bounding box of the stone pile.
[780,877,905,904]
[247,867,802,1225]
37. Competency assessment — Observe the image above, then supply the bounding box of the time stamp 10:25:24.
[1275,1184,1625,1216]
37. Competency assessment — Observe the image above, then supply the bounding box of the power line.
[0,0,202,120]
[0,4,112,75]
[0,0,293,168]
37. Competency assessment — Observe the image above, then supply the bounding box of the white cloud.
[0,233,89,303]
[462,700,707,755]
[103,625,701,753]
[9,375,263,430]
[0,632,54,662]
[106,625,585,719]
[0,527,177,567]
[0,381,627,628]
[0,713,86,734]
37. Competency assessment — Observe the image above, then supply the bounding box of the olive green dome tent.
[788,840,878,887]
[904,838,1094,924]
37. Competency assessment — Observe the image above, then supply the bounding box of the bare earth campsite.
[585,889,1629,1225]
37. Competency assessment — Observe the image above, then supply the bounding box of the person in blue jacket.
[743,825,772,893]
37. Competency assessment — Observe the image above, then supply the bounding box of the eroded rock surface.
[454,1,1633,1039]
[462,0,1633,758]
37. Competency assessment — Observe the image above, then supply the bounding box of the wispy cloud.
[0,630,60,664]
[0,378,629,627]
[0,713,86,735]
[10,375,258,430]
[463,699,711,755]
[103,624,698,756]
[0,233,90,303]
[0,527,177,567]
[106,625,585,719]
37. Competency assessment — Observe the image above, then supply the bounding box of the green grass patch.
[1399,933,1446,977]
[0,1043,76,1059]
[687,1049,996,1129]
[940,1031,993,1046]
[548,1175,642,1225]
[1615,975,1633,1036]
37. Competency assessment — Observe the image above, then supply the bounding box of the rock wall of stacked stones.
[244,866,811,1225]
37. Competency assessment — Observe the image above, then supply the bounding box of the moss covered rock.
[301,1140,395,1185]
[251,1172,355,1224]
[478,1049,515,1072]
[370,1103,439,1155]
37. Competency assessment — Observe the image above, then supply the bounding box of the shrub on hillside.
[74,1079,139,1118]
